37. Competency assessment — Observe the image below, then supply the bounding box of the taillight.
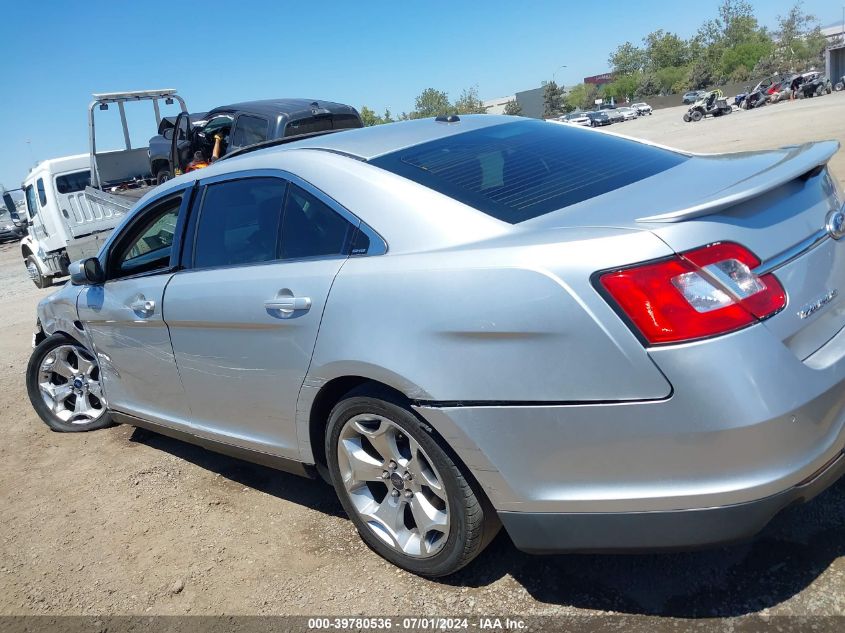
[598,242,786,345]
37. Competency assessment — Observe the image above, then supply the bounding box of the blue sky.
[0,0,838,187]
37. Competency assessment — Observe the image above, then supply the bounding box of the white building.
[483,95,515,115]
[823,21,845,81]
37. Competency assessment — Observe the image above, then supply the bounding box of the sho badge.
[798,289,838,319]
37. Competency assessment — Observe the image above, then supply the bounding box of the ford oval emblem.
[826,208,845,240]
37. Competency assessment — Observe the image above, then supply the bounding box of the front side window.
[112,197,181,278]
[370,120,687,224]
[25,185,38,219]
[56,170,91,194]
[37,178,48,207]
[231,115,269,148]
[280,184,356,259]
[193,177,286,270]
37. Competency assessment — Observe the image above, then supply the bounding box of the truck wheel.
[156,170,171,185]
[691,110,703,122]
[326,386,499,577]
[683,113,691,122]
[26,256,52,289]
[26,334,113,433]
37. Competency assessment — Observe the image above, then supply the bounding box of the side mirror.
[70,258,105,285]
[163,128,174,141]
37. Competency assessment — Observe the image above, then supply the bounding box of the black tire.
[691,110,703,122]
[683,113,691,122]
[156,170,171,185]
[835,82,844,92]
[26,255,52,289]
[26,334,113,433]
[325,387,499,577]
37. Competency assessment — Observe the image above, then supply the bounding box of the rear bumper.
[499,449,845,553]
[413,322,845,552]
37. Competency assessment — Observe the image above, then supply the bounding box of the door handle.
[264,296,311,315]
[129,298,155,317]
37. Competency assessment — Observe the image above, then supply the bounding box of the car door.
[163,173,360,459]
[76,189,193,427]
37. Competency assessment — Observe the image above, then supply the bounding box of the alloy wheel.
[38,344,106,424]
[337,413,450,558]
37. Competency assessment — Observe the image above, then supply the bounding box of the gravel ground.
[1,94,845,623]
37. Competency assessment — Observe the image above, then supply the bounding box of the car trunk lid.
[529,141,845,358]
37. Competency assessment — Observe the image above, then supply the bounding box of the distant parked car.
[616,107,639,121]
[604,108,624,124]
[631,102,653,115]
[800,73,833,98]
[585,111,612,127]
[561,112,591,126]
[0,208,26,243]
[682,90,706,104]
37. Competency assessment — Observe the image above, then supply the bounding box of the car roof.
[277,114,519,160]
[207,98,358,120]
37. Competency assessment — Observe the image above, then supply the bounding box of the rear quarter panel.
[308,227,674,402]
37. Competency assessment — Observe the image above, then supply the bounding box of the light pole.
[552,65,567,86]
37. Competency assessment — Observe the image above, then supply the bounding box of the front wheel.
[26,256,52,289]
[26,334,113,432]
[156,170,171,185]
[835,82,844,92]
[683,113,691,122]
[326,388,499,577]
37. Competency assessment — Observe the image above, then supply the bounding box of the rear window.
[284,113,363,137]
[370,120,687,223]
[55,170,91,194]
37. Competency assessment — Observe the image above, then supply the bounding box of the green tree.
[503,99,523,116]
[563,84,587,110]
[454,86,487,114]
[771,2,827,70]
[414,88,451,118]
[359,106,380,127]
[542,81,565,117]
[604,74,640,101]
[644,30,689,69]
[609,41,647,75]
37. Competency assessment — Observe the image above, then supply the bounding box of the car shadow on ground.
[448,477,845,617]
[128,427,345,519]
[129,427,844,617]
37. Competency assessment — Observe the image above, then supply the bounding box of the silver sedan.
[27,115,845,576]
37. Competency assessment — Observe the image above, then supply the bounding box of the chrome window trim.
[197,167,388,256]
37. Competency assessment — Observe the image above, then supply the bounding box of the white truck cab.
[18,155,122,288]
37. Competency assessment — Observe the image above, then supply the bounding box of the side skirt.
[111,410,317,479]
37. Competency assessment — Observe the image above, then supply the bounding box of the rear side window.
[280,184,355,259]
[231,115,269,148]
[55,170,91,194]
[193,177,286,269]
[370,120,687,223]
[284,113,363,137]
[37,179,48,206]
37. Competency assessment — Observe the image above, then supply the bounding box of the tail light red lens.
[598,242,786,345]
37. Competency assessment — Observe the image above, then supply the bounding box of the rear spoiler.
[637,140,840,223]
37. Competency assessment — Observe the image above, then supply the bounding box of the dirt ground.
[1,94,845,622]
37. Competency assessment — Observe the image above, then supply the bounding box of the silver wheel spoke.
[410,494,448,537]
[76,354,95,377]
[88,380,103,399]
[41,382,73,409]
[51,359,77,379]
[339,438,386,483]
[362,497,406,550]
[356,419,403,465]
